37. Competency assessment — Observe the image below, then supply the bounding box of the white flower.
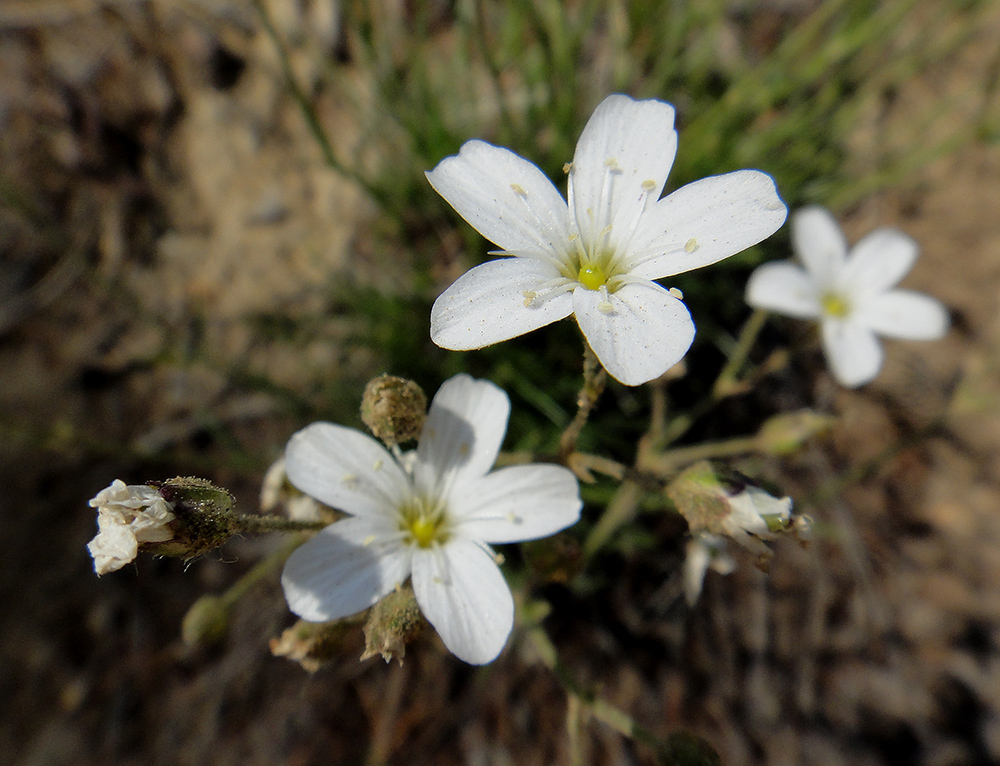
[721,485,792,556]
[746,205,949,387]
[683,533,735,606]
[279,374,582,665]
[260,456,324,522]
[426,94,788,386]
[87,480,176,575]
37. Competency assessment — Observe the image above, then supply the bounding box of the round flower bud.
[360,375,427,447]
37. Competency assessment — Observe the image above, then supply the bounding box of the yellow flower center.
[577,264,608,290]
[821,292,850,318]
[399,499,448,548]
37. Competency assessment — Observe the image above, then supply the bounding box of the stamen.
[641,179,656,191]
[563,162,573,174]
[684,238,699,253]
[510,182,527,197]
[362,535,376,546]
[521,277,576,307]
[597,285,614,314]
[668,287,684,299]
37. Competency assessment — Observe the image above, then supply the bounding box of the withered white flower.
[683,533,735,606]
[721,484,792,556]
[280,374,582,665]
[427,94,788,386]
[87,480,176,575]
[746,205,949,387]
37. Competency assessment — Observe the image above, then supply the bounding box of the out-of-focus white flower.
[280,374,582,665]
[720,484,792,556]
[683,533,735,605]
[260,456,324,522]
[427,94,787,386]
[746,205,949,387]
[87,480,176,575]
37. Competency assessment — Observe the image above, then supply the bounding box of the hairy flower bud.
[360,374,428,447]
[361,586,424,665]
[86,476,239,575]
[755,410,834,456]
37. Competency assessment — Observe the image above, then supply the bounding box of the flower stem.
[230,514,328,535]
[642,435,760,476]
[559,341,607,462]
[712,308,768,399]
[658,309,770,449]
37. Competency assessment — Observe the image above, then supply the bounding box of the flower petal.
[574,281,695,386]
[281,517,412,622]
[411,539,514,664]
[627,170,787,279]
[415,374,511,498]
[451,464,582,543]
[840,227,918,295]
[285,423,410,517]
[569,95,677,254]
[430,257,574,350]
[821,318,884,388]
[792,206,848,286]
[858,289,949,340]
[745,262,822,318]
[426,140,571,258]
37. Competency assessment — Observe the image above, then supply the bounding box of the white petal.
[574,281,695,386]
[821,318,884,388]
[627,170,787,279]
[415,374,510,498]
[858,290,949,340]
[430,258,574,350]
[88,523,139,575]
[451,465,582,543]
[569,95,677,253]
[745,262,822,318]
[280,517,412,622]
[411,539,514,664]
[426,140,571,258]
[841,228,918,295]
[285,423,410,518]
[792,206,848,286]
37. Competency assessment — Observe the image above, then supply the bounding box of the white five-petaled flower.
[87,479,176,575]
[746,205,949,387]
[426,94,788,386]
[280,374,582,665]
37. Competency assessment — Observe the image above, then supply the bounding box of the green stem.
[712,309,768,399]
[230,513,328,535]
[659,309,771,449]
[644,436,759,476]
[559,341,607,461]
